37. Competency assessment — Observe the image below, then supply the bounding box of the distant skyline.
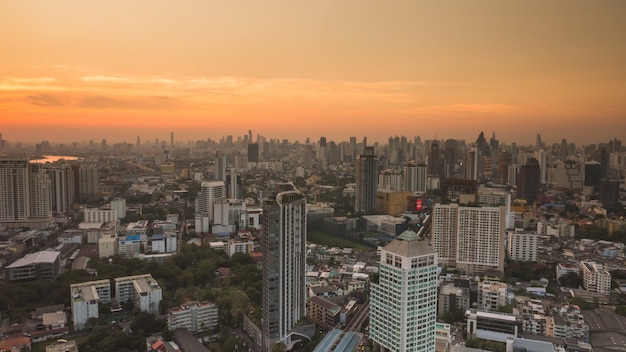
[2,1,625,145]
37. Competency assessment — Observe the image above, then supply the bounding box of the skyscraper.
[45,163,75,214]
[0,158,52,227]
[261,184,307,351]
[355,146,378,213]
[195,181,226,223]
[0,158,29,222]
[516,158,540,203]
[370,230,438,352]
[214,151,229,182]
[247,143,259,163]
[403,162,427,193]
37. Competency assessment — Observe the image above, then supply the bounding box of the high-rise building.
[195,181,226,224]
[599,179,621,210]
[248,143,260,163]
[370,230,438,352]
[403,162,428,193]
[516,158,540,203]
[428,140,442,177]
[46,163,75,214]
[464,148,479,181]
[226,169,241,199]
[0,158,52,226]
[214,151,229,182]
[355,146,378,213]
[0,158,30,222]
[78,165,100,203]
[432,204,506,274]
[261,184,307,351]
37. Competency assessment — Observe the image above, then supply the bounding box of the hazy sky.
[1,1,625,146]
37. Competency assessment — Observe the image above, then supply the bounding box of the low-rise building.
[167,301,218,334]
[4,250,61,283]
[114,274,162,314]
[478,281,509,312]
[306,296,341,332]
[70,279,111,331]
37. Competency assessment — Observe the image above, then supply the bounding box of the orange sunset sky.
[1,1,625,146]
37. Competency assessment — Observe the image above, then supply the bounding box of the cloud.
[26,94,65,107]
[77,95,178,110]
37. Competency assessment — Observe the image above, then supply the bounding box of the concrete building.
[151,233,177,254]
[376,190,411,216]
[261,184,308,351]
[580,261,611,295]
[167,301,218,334]
[438,282,471,318]
[370,230,438,352]
[114,274,162,314]
[478,281,509,312]
[466,309,521,343]
[226,239,254,257]
[0,158,53,228]
[507,229,538,262]
[306,296,341,332]
[70,279,111,330]
[403,162,428,193]
[355,146,378,214]
[83,207,117,223]
[195,181,226,230]
[4,250,60,283]
[432,204,506,274]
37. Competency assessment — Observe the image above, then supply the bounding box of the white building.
[151,233,177,254]
[227,239,254,257]
[70,279,111,331]
[370,230,438,352]
[167,301,218,334]
[83,207,117,223]
[507,229,538,262]
[478,281,509,312]
[195,181,226,227]
[114,274,162,314]
[580,261,611,295]
[432,204,506,274]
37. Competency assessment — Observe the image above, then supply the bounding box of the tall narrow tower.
[370,230,438,352]
[355,146,378,213]
[261,184,307,351]
[0,158,29,222]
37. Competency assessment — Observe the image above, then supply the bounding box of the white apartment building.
[227,239,254,257]
[114,274,162,314]
[432,204,506,274]
[370,230,438,352]
[167,301,218,333]
[151,233,177,254]
[82,208,117,223]
[580,261,611,295]
[478,281,509,312]
[70,279,111,331]
[507,229,538,262]
[556,263,580,281]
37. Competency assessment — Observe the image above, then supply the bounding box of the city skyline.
[2,1,626,145]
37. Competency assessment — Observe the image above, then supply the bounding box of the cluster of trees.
[1,242,263,351]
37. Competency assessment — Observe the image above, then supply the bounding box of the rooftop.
[6,251,60,268]
[383,230,436,258]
